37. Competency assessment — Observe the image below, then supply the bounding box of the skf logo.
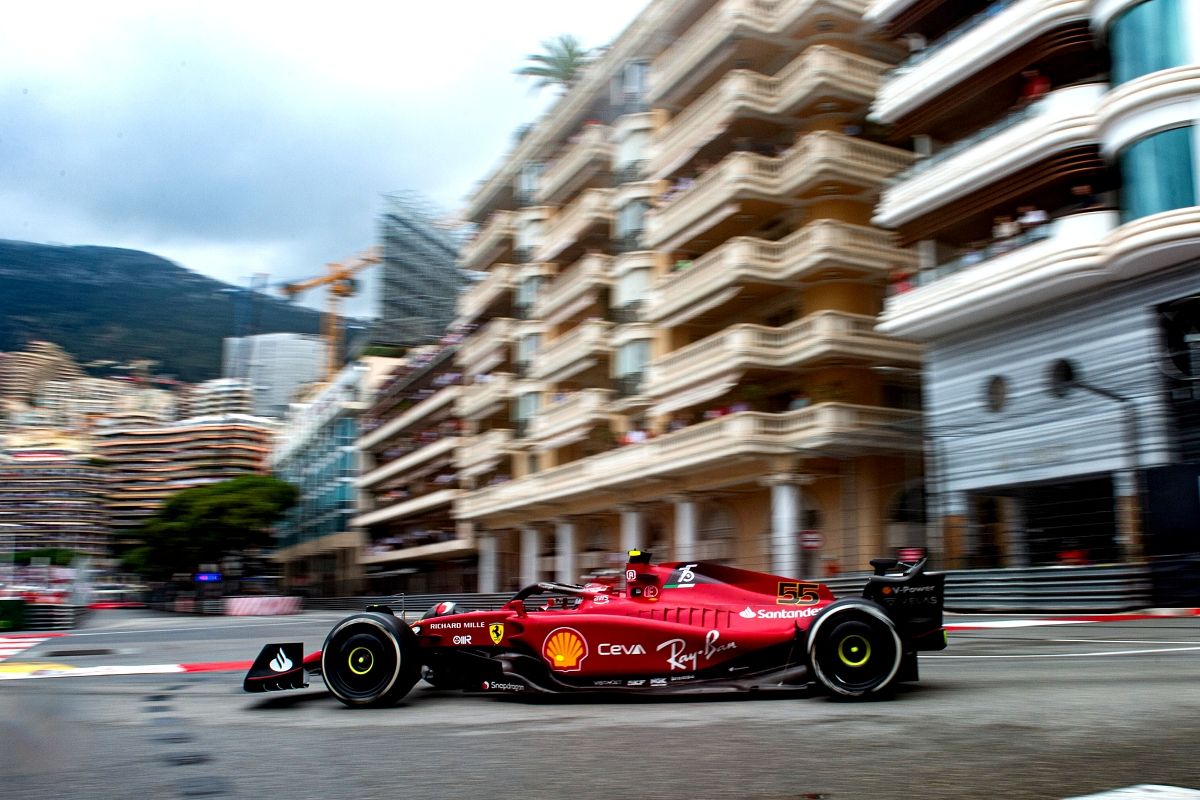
[489,623,505,645]
[543,627,588,671]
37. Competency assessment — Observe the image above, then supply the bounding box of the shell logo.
[542,627,588,671]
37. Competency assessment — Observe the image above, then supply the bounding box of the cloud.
[0,1,649,318]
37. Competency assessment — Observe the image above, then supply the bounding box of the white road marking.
[924,645,1200,659]
[1065,785,1200,799]
[947,619,1093,629]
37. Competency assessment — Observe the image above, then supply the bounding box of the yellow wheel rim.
[348,646,374,675]
[837,635,871,667]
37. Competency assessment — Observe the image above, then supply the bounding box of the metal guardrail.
[301,564,1156,617]
[21,604,86,631]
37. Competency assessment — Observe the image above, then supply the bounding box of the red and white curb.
[0,659,253,680]
[0,633,66,662]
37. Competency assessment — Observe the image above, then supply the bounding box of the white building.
[222,333,325,418]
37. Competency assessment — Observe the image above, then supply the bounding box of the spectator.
[1019,68,1050,106]
[1017,205,1049,230]
[993,215,1019,242]
[1069,183,1100,211]
[787,392,812,411]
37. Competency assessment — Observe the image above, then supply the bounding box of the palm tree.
[515,34,593,92]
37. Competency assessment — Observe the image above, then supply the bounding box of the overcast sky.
[0,1,649,317]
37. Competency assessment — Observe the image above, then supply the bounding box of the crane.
[280,247,381,380]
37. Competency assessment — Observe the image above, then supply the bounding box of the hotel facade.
[368,0,931,594]
[870,0,1200,568]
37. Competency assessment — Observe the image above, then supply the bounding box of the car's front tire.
[321,612,420,708]
[806,599,903,699]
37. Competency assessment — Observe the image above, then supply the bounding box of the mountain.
[0,240,334,382]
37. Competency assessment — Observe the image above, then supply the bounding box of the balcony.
[648,132,913,250]
[651,46,887,179]
[456,373,515,420]
[457,264,515,324]
[531,253,613,326]
[535,124,614,206]
[457,404,920,520]
[456,317,516,377]
[528,389,614,450]
[875,83,1105,230]
[357,385,460,451]
[456,428,515,478]
[528,319,614,383]
[352,488,459,530]
[872,0,1091,127]
[649,0,870,107]
[649,219,916,326]
[647,310,920,399]
[460,210,516,270]
[878,209,1119,339]
[534,189,614,264]
[359,436,460,490]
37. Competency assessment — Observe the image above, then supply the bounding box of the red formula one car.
[244,551,946,707]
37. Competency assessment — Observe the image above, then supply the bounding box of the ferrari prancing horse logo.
[489,623,504,645]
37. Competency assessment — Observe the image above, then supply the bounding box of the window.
[1119,126,1196,223]
[616,200,648,239]
[615,339,650,377]
[518,161,543,200]
[985,375,1008,412]
[516,276,542,308]
[613,268,651,308]
[1109,0,1190,86]
[516,333,540,364]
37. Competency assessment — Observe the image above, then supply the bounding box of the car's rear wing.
[862,558,946,651]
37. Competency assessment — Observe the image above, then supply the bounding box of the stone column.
[672,495,698,561]
[763,474,808,577]
[617,504,644,555]
[554,518,577,584]
[519,525,540,586]
[477,531,498,594]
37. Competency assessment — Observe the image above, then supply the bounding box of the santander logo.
[739,607,757,620]
[269,648,293,672]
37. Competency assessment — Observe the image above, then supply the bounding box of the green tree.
[123,475,297,580]
[515,34,593,92]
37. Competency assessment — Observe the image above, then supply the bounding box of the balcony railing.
[651,46,886,178]
[615,372,646,398]
[456,428,515,477]
[648,219,916,325]
[460,210,516,270]
[456,317,515,375]
[650,0,871,104]
[528,319,614,382]
[457,264,515,323]
[534,188,614,264]
[875,83,1105,227]
[610,301,646,324]
[872,0,1092,125]
[612,160,648,186]
[879,209,1119,339]
[456,373,515,420]
[528,389,614,443]
[457,404,919,519]
[646,310,920,397]
[531,252,613,323]
[648,132,913,248]
[536,124,614,205]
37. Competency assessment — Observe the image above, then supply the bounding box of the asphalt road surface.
[1,609,1198,800]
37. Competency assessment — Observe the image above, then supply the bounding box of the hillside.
[0,240,333,382]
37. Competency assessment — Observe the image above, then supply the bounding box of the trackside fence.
[299,563,1156,616]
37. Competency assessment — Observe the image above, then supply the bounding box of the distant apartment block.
[183,378,254,418]
[0,433,109,558]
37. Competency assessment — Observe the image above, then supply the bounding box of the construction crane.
[280,247,381,380]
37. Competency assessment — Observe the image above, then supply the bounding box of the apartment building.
[221,333,325,417]
[182,378,254,418]
[34,376,175,430]
[870,0,1200,567]
[0,433,109,559]
[271,357,400,595]
[352,340,470,593]
[444,0,925,593]
[95,413,274,541]
[0,341,82,405]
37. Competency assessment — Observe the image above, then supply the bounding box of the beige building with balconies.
[424,0,928,594]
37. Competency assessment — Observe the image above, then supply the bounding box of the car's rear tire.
[321,612,420,708]
[807,599,903,699]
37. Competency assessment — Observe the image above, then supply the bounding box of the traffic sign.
[798,530,824,550]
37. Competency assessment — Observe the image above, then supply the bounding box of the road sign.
[798,530,824,550]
